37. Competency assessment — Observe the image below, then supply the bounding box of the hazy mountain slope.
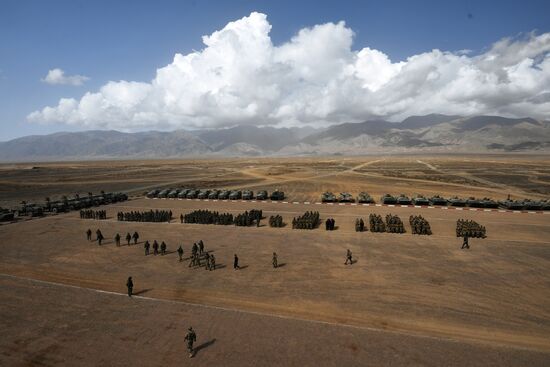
[400,114,462,129]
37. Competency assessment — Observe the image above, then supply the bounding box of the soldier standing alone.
[234,254,240,270]
[126,276,133,297]
[96,230,104,246]
[185,327,197,358]
[345,249,353,265]
[272,252,278,268]
[177,245,184,262]
[115,233,121,247]
[461,235,470,249]
[86,228,92,241]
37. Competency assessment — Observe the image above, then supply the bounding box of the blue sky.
[1,0,549,141]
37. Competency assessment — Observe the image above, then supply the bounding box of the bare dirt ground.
[1,155,550,366]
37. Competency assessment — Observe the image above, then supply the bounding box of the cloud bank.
[42,68,89,86]
[29,12,550,129]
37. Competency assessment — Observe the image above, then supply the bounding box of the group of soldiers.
[385,214,406,233]
[182,209,234,225]
[80,209,107,220]
[188,240,216,270]
[325,218,336,231]
[368,214,386,232]
[456,219,487,238]
[86,228,105,244]
[117,210,172,223]
[269,214,284,227]
[354,218,366,232]
[234,209,263,227]
[409,215,432,235]
[292,211,320,229]
[143,240,168,255]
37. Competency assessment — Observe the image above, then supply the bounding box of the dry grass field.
[1,155,550,366]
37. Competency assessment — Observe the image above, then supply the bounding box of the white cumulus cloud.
[29,12,550,129]
[42,68,89,86]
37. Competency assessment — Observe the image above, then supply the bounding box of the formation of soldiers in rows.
[269,214,284,227]
[456,219,487,238]
[234,209,263,227]
[385,214,406,233]
[80,209,107,220]
[409,215,432,235]
[182,209,234,225]
[292,211,320,230]
[325,218,336,231]
[369,214,386,232]
[117,210,172,223]
[355,218,366,232]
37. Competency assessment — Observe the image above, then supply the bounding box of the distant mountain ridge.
[1,115,549,161]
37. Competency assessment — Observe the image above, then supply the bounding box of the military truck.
[338,192,354,203]
[197,189,210,199]
[229,190,242,200]
[321,192,337,203]
[357,192,374,204]
[208,190,220,199]
[412,195,430,206]
[242,190,254,200]
[147,189,160,198]
[396,194,412,205]
[380,194,397,205]
[270,190,285,201]
[218,190,230,200]
[18,202,44,217]
[430,195,448,206]
[448,196,467,207]
[167,189,181,198]
[256,190,268,200]
[177,189,190,198]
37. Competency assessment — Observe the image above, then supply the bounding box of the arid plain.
[1,155,550,366]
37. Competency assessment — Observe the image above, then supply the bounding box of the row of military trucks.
[0,191,128,221]
[321,192,550,210]
[147,188,285,201]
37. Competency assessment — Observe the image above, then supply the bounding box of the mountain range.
[1,115,549,161]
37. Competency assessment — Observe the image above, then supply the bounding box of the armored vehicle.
[157,189,171,198]
[256,190,268,200]
[177,189,190,198]
[218,190,230,200]
[396,194,412,205]
[523,199,543,210]
[197,189,210,199]
[147,189,160,198]
[49,201,69,213]
[229,190,242,200]
[412,195,430,206]
[242,190,254,200]
[380,194,397,205]
[208,190,220,199]
[338,192,354,203]
[466,197,484,208]
[499,199,524,210]
[18,202,44,217]
[0,207,15,222]
[448,196,467,207]
[186,189,198,199]
[167,189,181,198]
[321,192,337,203]
[480,197,499,208]
[270,190,285,201]
[357,192,374,204]
[430,195,448,206]
[541,199,550,211]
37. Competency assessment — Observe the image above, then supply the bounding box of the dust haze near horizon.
[27,12,550,132]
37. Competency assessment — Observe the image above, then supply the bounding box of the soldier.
[115,233,121,247]
[96,229,104,245]
[359,218,365,232]
[199,240,204,255]
[160,241,167,255]
[204,252,211,270]
[153,240,159,255]
[462,235,470,249]
[132,231,139,245]
[345,249,353,265]
[210,254,216,271]
[185,327,197,358]
[177,245,184,262]
[144,240,150,256]
[180,214,184,224]
[272,252,278,268]
[86,228,92,241]
[234,254,240,270]
[126,232,132,246]
[126,276,133,297]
